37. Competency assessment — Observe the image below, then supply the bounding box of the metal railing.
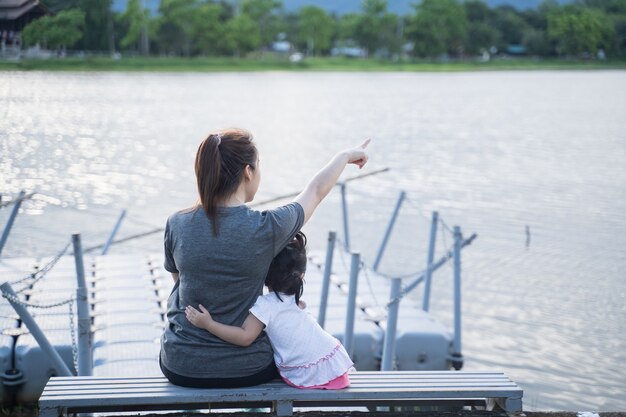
[2,169,475,374]
[316,182,477,372]
[1,233,94,377]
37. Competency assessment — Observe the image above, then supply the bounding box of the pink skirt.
[282,371,350,390]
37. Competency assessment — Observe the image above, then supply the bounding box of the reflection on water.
[1,71,625,410]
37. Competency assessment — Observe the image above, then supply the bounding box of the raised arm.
[294,139,370,224]
[185,304,264,347]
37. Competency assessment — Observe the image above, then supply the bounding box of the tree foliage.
[20,0,626,59]
[227,13,261,56]
[22,9,85,49]
[297,6,334,56]
[353,0,400,56]
[117,0,150,52]
[408,0,468,57]
[548,6,615,55]
[79,0,111,51]
[241,0,282,49]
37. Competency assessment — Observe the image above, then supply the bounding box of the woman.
[160,128,369,388]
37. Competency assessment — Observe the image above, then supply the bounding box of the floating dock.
[0,184,473,406]
[0,247,458,404]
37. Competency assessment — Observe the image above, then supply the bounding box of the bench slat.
[43,378,514,391]
[39,371,523,416]
[42,386,522,402]
[44,374,512,389]
[46,371,505,382]
[44,381,517,396]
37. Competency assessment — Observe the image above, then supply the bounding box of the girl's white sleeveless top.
[250,293,354,387]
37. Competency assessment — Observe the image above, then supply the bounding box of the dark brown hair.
[265,232,307,305]
[195,128,257,234]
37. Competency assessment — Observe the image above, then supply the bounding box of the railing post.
[399,232,477,299]
[0,282,73,376]
[451,226,463,370]
[422,211,438,311]
[0,190,25,257]
[101,209,127,255]
[72,233,92,376]
[381,278,401,371]
[343,252,360,359]
[373,191,405,272]
[318,231,336,328]
[339,183,350,252]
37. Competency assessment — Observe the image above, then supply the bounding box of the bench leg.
[273,399,293,417]
[39,405,62,417]
[495,396,523,414]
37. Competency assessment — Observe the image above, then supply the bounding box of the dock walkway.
[1,252,452,404]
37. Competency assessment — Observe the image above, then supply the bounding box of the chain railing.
[8,241,72,294]
[1,290,75,310]
[316,184,476,372]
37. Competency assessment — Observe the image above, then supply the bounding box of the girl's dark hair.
[265,232,307,305]
[195,128,257,235]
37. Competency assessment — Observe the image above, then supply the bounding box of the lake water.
[1,70,625,411]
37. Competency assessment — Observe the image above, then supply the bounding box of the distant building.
[0,0,50,32]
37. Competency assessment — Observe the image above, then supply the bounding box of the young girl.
[185,232,354,389]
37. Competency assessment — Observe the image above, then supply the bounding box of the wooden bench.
[39,371,523,417]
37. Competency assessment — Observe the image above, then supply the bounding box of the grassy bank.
[1,56,626,72]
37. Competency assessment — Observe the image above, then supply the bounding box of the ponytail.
[195,129,257,235]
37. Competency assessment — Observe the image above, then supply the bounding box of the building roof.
[0,0,48,21]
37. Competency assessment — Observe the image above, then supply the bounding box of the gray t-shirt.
[160,202,305,378]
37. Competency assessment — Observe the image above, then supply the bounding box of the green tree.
[337,13,360,43]
[117,0,151,54]
[518,9,553,55]
[466,22,500,54]
[408,0,468,57]
[580,0,626,14]
[297,6,334,55]
[226,13,261,56]
[491,6,530,49]
[241,0,282,49]
[464,1,499,54]
[42,0,80,13]
[464,0,493,22]
[191,2,227,55]
[79,0,113,52]
[580,0,626,56]
[613,14,626,56]
[157,0,198,56]
[22,9,85,49]
[354,0,387,55]
[548,6,614,56]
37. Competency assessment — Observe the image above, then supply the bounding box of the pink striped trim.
[277,343,344,370]
[279,370,351,390]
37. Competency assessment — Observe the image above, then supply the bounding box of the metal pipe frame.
[343,252,360,359]
[0,190,25,257]
[0,282,73,376]
[72,234,92,376]
[318,231,336,328]
[422,211,439,312]
[400,233,477,299]
[101,209,127,255]
[453,226,462,357]
[373,191,406,272]
[340,183,350,252]
[381,278,402,371]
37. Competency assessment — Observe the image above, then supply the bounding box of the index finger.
[360,138,371,149]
